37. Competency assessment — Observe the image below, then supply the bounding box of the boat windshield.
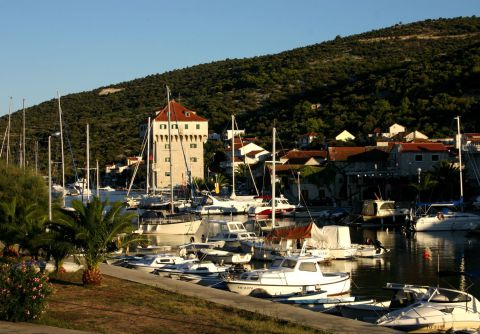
[271,259,283,268]
[281,259,297,269]
[428,289,471,303]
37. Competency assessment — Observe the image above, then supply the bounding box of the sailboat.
[137,87,202,235]
[247,127,296,217]
[193,115,263,215]
[411,116,480,231]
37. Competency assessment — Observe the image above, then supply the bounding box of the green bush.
[0,262,53,322]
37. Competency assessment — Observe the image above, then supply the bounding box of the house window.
[165,144,170,149]
[165,157,170,162]
[415,154,423,162]
[432,154,439,162]
[190,143,197,148]
[196,124,200,130]
[172,124,178,129]
[165,172,170,176]
[185,124,189,130]
[160,124,166,129]
[190,157,197,162]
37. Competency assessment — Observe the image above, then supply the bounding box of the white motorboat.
[377,287,480,333]
[361,199,409,225]
[138,210,202,235]
[341,282,432,323]
[125,254,192,273]
[247,195,297,217]
[98,185,116,192]
[193,194,262,215]
[154,260,230,277]
[199,248,252,264]
[283,293,376,314]
[412,202,480,231]
[353,244,388,258]
[224,255,350,297]
[208,220,261,243]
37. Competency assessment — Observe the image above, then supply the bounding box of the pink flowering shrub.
[0,262,53,322]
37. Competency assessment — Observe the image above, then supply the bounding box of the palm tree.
[0,198,48,258]
[53,197,136,285]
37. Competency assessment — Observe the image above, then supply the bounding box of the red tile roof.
[464,133,480,143]
[281,150,327,159]
[398,142,447,152]
[328,147,366,161]
[153,100,208,122]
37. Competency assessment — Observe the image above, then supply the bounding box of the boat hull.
[139,219,202,235]
[414,214,480,231]
[226,274,350,297]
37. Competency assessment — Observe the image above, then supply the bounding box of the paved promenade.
[100,264,402,334]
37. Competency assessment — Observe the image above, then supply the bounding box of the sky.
[0,0,478,116]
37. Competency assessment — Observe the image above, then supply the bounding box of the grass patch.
[36,272,328,334]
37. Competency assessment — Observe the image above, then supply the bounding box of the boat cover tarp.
[266,223,351,249]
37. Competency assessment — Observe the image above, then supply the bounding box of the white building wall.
[152,120,208,188]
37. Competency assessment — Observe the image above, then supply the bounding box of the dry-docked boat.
[224,255,350,297]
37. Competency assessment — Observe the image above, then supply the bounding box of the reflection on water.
[68,193,480,300]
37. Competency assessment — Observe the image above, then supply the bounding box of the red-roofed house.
[298,132,318,148]
[143,100,208,188]
[390,142,449,176]
[279,149,327,165]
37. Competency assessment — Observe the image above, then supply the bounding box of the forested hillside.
[2,16,479,175]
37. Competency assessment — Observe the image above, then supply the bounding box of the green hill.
[2,16,480,176]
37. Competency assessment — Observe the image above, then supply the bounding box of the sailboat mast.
[6,97,12,165]
[48,136,52,220]
[22,99,26,169]
[96,159,100,200]
[146,117,151,195]
[455,116,464,201]
[86,123,90,202]
[57,92,66,207]
[272,127,276,224]
[231,114,236,199]
[167,86,174,213]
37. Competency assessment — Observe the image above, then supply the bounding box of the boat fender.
[423,247,431,260]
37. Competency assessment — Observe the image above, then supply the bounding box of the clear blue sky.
[0,0,478,115]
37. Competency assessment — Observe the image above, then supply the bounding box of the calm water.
[68,192,480,301]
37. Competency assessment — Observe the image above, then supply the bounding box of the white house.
[335,130,355,142]
[220,141,269,175]
[388,123,406,136]
[404,130,428,142]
